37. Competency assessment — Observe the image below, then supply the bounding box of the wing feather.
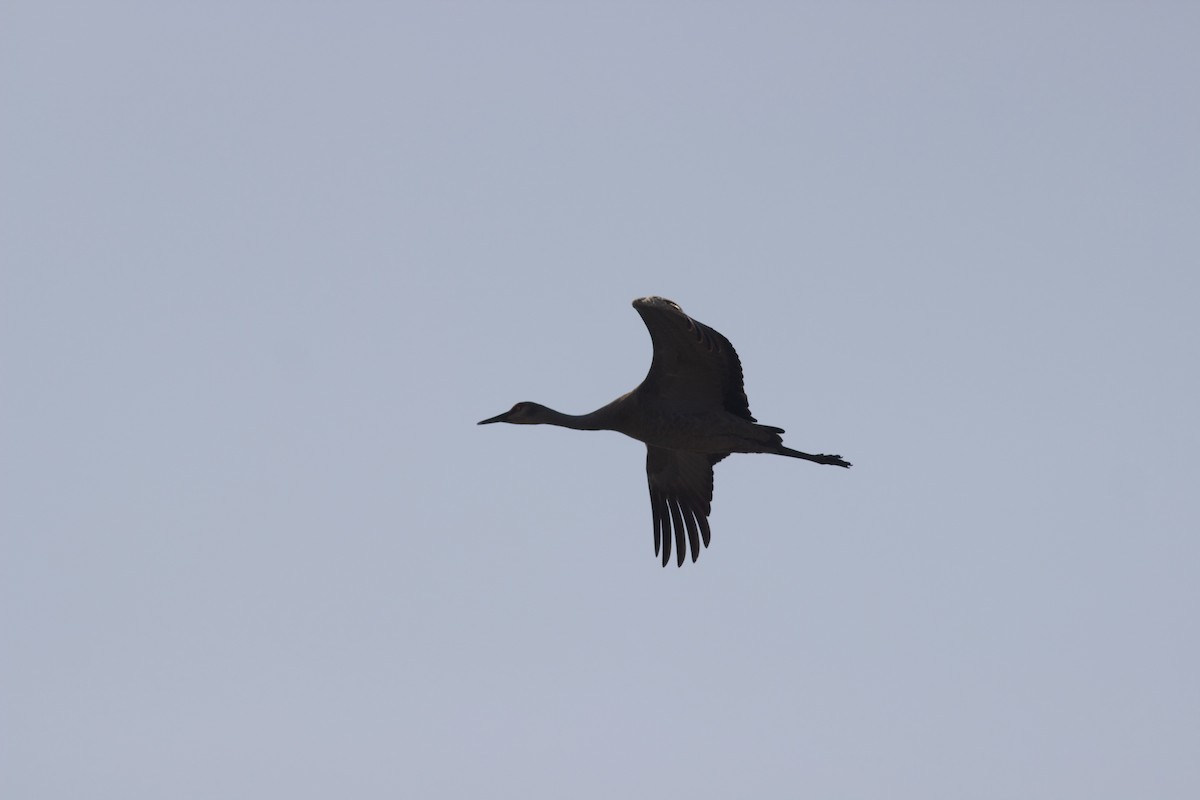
[646,445,719,567]
[634,298,756,421]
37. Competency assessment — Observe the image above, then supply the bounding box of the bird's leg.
[777,446,852,468]
[814,453,852,468]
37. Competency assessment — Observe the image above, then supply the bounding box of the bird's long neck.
[538,397,624,432]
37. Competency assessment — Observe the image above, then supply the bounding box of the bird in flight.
[479,297,850,566]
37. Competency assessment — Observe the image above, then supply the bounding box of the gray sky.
[3,2,1198,798]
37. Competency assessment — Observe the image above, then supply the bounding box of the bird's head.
[477,401,552,425]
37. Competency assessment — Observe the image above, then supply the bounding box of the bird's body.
[479,297,850,566]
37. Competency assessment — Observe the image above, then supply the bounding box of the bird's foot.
[819,454,852,468]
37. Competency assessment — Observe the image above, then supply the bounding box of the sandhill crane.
[479,296,851,567]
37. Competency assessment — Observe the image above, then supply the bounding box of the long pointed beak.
[477,411,511,425]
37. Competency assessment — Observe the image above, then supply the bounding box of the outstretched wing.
[646,445,722,567]
[633,297,755,421]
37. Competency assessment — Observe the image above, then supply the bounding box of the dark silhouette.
[479,297,851,566]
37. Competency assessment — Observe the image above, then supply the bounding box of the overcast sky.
[3,3,1198,798]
